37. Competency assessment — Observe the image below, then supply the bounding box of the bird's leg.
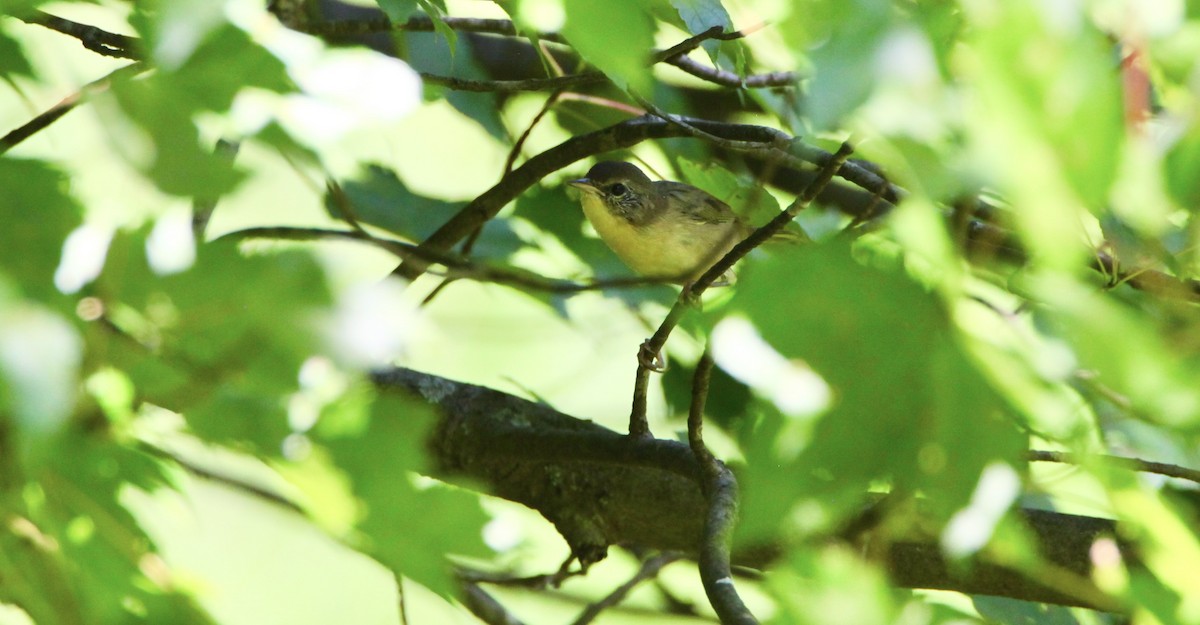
[638,340,667,372]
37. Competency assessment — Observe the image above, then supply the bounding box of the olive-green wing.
[654,181,739,225]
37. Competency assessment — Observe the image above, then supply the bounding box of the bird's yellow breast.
[579,194,742,281]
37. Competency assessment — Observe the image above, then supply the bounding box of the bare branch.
[1028,450,1200,485]
[0,62,146,155]
[569,553,682,625]
[686,350,759,625]
[220,226,674,294]
[418,70,605,93]
[298,14,565,43]
[461,583,528,625]
[21,11,139,59]
[664,56,798,88]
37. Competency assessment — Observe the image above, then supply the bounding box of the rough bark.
[373,367,1124,612]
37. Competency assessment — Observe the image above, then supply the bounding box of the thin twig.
[298,15,566,43]
[663,56,798,88]
[419,71,606,93]
[22,11,140,59]
[221,226,673,293]
[0,62,146,155]
[686,348,758,625]
[505,90,565,174]
[569,553,682,625]
[443,83,565,303]
[461,583,528,625]
[1028,450,1200,485]
[325,179,371,235]
[193,139,240,241]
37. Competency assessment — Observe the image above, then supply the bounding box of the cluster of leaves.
[2,0,1200,624]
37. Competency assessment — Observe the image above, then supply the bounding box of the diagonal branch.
[220,226,674,293]
[0,62,146,155]
[392,115,896,280]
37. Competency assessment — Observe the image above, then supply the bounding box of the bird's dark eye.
[608,183,628,197]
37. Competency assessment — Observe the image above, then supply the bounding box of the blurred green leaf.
[1164,122,1200,211]
[318,390,490,597]
[0,159,82,304]
[786,0,893,130]
[767,546,899,625]
[106,78,243,198]
[670,0,733,61]
[1034,276,1200,429]
[157,24,293,113]
[3,433,212,625]
[908,0,962,79]
[726,239,1025,539]
[973,596,1079,625]
[130,0,225,69]
[332,165,523,258]
[91,233,330,450]
[404,32,503,140]
[0,31,33,79]
[965,1,1123,267]
[562,0,655,95]
[0,300,81,441]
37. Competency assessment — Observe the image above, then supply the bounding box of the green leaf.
[786,0,893,130]
[670,0,733,61]
[332,165,523,258]
[1033,276,1200,429]
[416,0,457,53]
[562,0,656,95]
[1164,122,1200,211]
[318,390,490,597]
[0,159,82,304]
[662,359,751,431]
[91,233,331,450]
[376,0,417,21]
[768,546,899,625]
[973,596,1080,625]
[964,1,1124,266]
[404,32,505,140]
[158,24,293,113]
[106,78,243,197]
[675,157,782,225]
[4,434,212,625]
[726,239,1025,538]
[0,30,33,79]
[0,301,81,441]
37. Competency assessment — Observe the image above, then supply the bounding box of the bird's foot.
[638,340,667,372]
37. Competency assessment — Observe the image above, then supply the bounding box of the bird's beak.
[567,178,599,196]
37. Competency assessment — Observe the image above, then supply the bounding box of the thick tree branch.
[375,366,1132,611]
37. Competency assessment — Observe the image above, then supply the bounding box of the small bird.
[567,161,756,286]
